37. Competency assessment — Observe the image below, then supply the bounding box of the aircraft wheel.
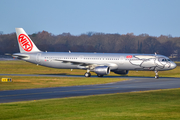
[97,74,103,77]
[84,72,91,77]
[155,75,159,79]
[154,71,159,79]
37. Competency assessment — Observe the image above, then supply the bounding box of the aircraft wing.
[54,59,102,66]
[134,55,156,59]
[54,59,118,70]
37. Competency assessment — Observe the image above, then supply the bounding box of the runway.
[0,76,180,103]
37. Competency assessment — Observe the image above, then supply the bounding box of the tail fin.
[15,28,41,53]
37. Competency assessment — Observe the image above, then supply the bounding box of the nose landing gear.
[155,70,159,79]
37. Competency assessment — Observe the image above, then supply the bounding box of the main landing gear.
[84,72,91,77]
[155,70,159,79]
[84,69,104,77]
[84,69,91,77]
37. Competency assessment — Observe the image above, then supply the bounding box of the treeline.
[0,31,180,59]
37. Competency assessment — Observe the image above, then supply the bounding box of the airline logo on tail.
[18,34,33,52]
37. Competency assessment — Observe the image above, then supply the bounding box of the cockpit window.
[162,59,171,62]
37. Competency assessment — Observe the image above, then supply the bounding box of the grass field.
[0,61,180,119]
[0,89,180,120]
[0,76,126,91]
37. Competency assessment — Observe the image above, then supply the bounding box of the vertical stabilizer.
[15,28,41,53]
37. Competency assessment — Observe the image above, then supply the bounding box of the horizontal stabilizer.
[12,53,29,59]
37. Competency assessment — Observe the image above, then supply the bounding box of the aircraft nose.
[171,62,177,69]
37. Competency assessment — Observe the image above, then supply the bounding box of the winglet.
[15,28,41,53]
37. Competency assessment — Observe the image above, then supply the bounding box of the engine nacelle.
[94,66,110,75]
[112,70,129,75]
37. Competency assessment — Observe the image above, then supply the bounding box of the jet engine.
[94,66,110,75]
[112,70,129,75]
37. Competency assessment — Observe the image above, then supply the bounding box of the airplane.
[11,28,177,79]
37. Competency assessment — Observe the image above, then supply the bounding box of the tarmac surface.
[0,75,180,103]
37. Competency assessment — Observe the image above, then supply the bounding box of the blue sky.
[0,0,180,37]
